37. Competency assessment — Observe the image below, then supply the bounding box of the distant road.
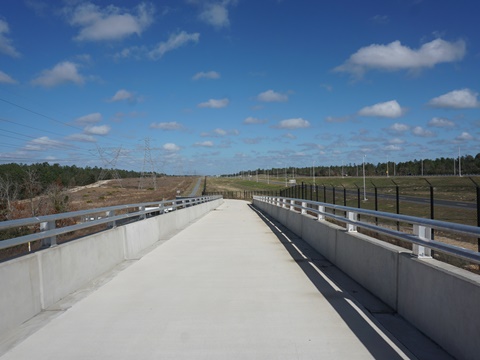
[189,177,202,197]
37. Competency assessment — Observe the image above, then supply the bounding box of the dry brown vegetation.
[66,176,199,210]
[0,177,200,262]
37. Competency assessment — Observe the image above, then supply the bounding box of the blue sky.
[0,0,479,175]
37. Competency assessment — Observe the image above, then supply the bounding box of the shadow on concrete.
[248,204,453,360]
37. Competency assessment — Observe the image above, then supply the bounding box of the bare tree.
[23,168,41,217]
[0,175,19,220]
[40,183,70,215]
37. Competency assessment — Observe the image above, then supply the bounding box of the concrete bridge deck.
[1,200,448,359]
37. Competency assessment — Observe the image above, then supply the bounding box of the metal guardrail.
[254,195,480,265]
[0,196,222,251]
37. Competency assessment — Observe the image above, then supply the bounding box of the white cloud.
[358,100,405,118]
[31,61,85,87]
[149,31,200,60]
[163,143,180,151]
[198,2,231,28]
[150,121,184,130]
[335,38,466,78]
[276,118,310,129]
[428,89,480,109]
[428,117,455,127]
[412,126,435,137]
[24,136,64,151]
[0,70,17,84]
[456,132,473,141]
[198,98,229,108]
[214,128,227,136]
[384,145,402,151]
[388,123,409,133]
[108,89,136,102]
[325,115,350,123]
[0,19,21,57]
[243,137,263,144]
[66,133,96,143]
[75,112,102,125]
[84,125,111,135]
[243,116,267,125]
[257,89,288,102]
[284,133,296,139]
[66,2,154,42]
[193,71,220,80]
[371,15,389,24]
[194,141,214,147]
[388,138,405,145]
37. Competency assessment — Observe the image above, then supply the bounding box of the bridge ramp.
[1,200,415,359]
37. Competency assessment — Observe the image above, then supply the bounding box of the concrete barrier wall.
[253,199,480,360]
[0,198,223,339]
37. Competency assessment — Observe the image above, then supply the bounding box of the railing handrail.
[0,195,222,251]
[253,195,480,265]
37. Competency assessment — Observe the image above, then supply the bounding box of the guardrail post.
[413,224,432,258]
[318,204,325,221]
[40,220,56,247]
[290,199,295,211]
[106,210,116,228]
[139,206,146,220]
[301,201,307,214]
[347,211,357,232]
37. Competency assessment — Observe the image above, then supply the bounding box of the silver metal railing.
[0,196,222,251]
[253,195,480,265]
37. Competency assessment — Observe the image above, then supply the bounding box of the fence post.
[301,182,305,200]
[40,220,56,248]
[323,185,326,203]
[371,181,378,225]
[391,179,400,231]
[332,185,336,215]
[316,185,319,202]
[468,177,480,252]
[423,178,435,240]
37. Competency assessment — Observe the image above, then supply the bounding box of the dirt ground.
[67,176,199,210]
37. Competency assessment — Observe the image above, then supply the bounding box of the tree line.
[228,153,480,178]
[0,162,142,220]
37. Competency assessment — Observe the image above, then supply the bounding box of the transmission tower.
[96,145,123,187]
[138,138,157,190]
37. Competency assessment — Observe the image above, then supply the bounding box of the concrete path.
[1,200,416,359]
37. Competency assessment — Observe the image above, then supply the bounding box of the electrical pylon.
[96,145,123,187]
[138,138,157,190]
